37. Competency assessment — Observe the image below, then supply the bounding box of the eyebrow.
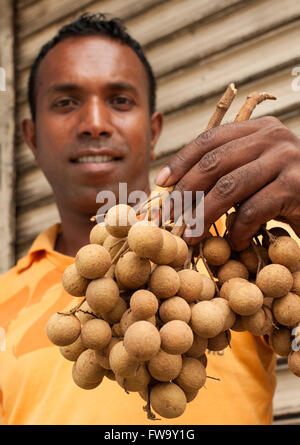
[46,81,139,95]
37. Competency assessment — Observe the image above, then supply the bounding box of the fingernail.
[155,166,171,187]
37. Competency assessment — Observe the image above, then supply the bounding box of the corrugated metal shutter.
[14,0,300,423]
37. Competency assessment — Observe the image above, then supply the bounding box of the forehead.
[36,35,149,96]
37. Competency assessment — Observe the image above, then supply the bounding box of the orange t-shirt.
[0,223,277,425]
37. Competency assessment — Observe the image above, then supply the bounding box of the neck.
[54,182,151,257]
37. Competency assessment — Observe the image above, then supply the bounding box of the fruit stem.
[58,298,86,315]
[111,241,129,265]
[250,239,264,277]
[207,375,221,381]
[261,226,277,244]
[198,242,220,297]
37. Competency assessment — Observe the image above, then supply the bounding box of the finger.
[155,116,278,187]
[184,153,280,244]
[172,127,275,198]
[228,180,286,250]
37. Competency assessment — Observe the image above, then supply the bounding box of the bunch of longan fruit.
[46,203,300,420]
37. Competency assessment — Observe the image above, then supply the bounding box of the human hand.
[155,116,300,250]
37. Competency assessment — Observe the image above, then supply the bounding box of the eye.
[111,95,134,110]
[52,98,78,108]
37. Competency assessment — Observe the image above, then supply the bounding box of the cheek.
[118,114,151,159]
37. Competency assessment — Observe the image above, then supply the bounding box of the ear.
[22,118,39,166]
[150,111,163,161]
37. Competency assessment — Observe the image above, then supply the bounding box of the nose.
[77,97,113,138]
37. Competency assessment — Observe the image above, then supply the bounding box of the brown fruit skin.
[130,290,158,320]
[105,204,136,238]
[46,313,81,346]
[208,330,231,351]
[159,296,191,324]
[148,349,183,382]
[150,266,180,299]
[168,236,189,269]
[124,321,161,361]
[75,244,111,279]
[86,277,119,314]
[128,223,163,259]
[177,269,203,303]
[185,334,208,358]
[112,323,123,338]
[211,298,236,330]
[198,354,208,368]
[288,351,300,377]
[268,236,300,268]
[81,318,112,351]
[94,337,119,370]
[115,252,151,289]
[269,326,292,357]
[198,275,215,300]
[175,357,206,393]
[75,349,106,383]
[239,246,269,274]
[292,271,300,296]
[62,263,90,297]
[160,320,194,355]
[150,229,178,265]
[217,260,249,286]
[89,222,109,245]
[191,301,225,338]
[220,278,248,300]
[102,297,127,324]
[230,315,246,332]
[116,364,151,392]
[76,300,99,325]
[150,382,187,419]
[120,309,156,335]
[242,307,273,336]
[109,341,139,377]
[103,235,126,260]
[72,363,103,390]
[228,282,264,316]
[59,335,86,361]
[203,237,231,266]
[272,292,300,327]
[185,390,199,403]
[256,264,293,298]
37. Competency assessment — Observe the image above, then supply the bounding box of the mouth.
[71,155,122,164]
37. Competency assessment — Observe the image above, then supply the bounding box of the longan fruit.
[124,321,161,361]
[149,229,178,265]
[160,320,193,355]
[75,349,105,383]
[288,351,300,377]
[230,315,246,332]
[239,246,269,274]
[89,222,109,245]
[76,300,99,325]
[292,271,300,296]
[116,364,151,392]
[105,264,116,279]
[120,309,156,335]
[208,330,231,351]
[168,236,189,269]
[86,277,119,314]
[242,307,273,336]
[220,277,249,300]
[109,341,139,377]
[272,292,300,326]
[191,301,225,338]
[185,334,208,358]
[217,260,249,286]
[130,290,158,320]
[185,390,199,403]
[46,313,81,346]
[112,323,123,338]
[102,297,127,324]
[211,297,236,330]
[105,204,137,238]
[75,244,111,279]
[150,382,187,419]
[62,263,90,297]
[59,335,86,362]
[175,357,206,393]
[94,337,119,369]
[228,282,263,316]
[198,354,208,368]
[203,237,231,266]
[262,227,290,249]
[198,274,215,300]
[81,318,112,350]
[159,296,191,324]
[269,326,292,357]
[177,269,203,303]
[149,266,180,299]
[115,252,151,289]
[72,363,103,390]
[148,349,183,382]
[268,236,300,268]
[263,297,274,310]
[103,235,126,260]
[256,264,293,298]
[128,223,163,259]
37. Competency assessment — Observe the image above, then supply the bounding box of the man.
[0,13,299,425]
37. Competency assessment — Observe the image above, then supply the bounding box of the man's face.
[23,36,162,215]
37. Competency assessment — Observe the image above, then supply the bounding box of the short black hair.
[28,12,156,121]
